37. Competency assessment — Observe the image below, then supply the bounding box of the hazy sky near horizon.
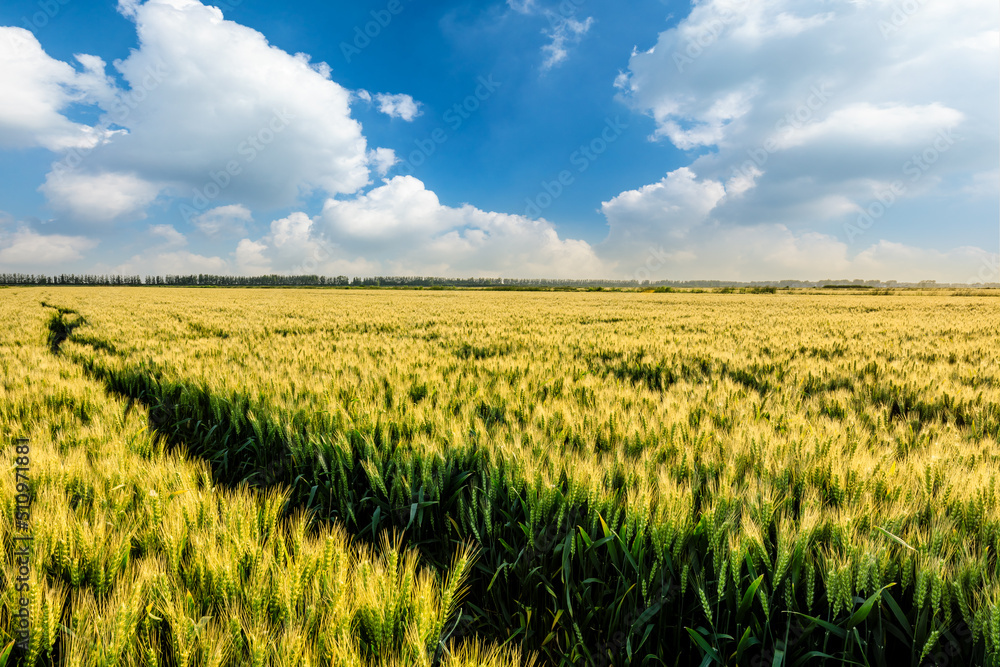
[0,0,997,281]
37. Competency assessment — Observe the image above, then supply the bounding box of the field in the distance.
[3,287,1000,666]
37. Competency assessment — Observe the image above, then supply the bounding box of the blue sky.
[0,0,997,281]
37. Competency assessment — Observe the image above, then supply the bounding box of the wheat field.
[3,286,1000,665]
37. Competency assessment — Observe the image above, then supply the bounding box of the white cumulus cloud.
[13,0,373,225]
[374,93,422,121]
[234,176,607,278]
[604,0,999,280]
[40,171,162,224]
[600,166,996,283]
[0,28,117,151]
[0,225,97,267]
[616,0,998,225]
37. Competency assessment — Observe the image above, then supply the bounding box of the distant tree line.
[0,273,349,286]
[0,273,995,289]
[0,273,144,285]
[349,276,645,287]
[0,273,646,287]
[146,274,351,286]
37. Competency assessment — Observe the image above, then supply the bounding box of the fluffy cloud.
[615,0,998,228]
[236,176,607,278]
[235,212,330,275]
[148,223,186,248]
[320,176,606,277]
[113,249,228,275]
[105,0,370,204]
[366,148,398,177]
[602,168,726,247]
[320,176,458,247]
[605,0,999,280]
[601,167,994,283]
[3,1,602,277]
[191,204,252,238]
[40,171,162,223]
[0,225,97,267]
[374,93,422,121]
[13,0,375,224]
[234,238,271,275]
[0,28,117,151]
[769,102,965,151]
